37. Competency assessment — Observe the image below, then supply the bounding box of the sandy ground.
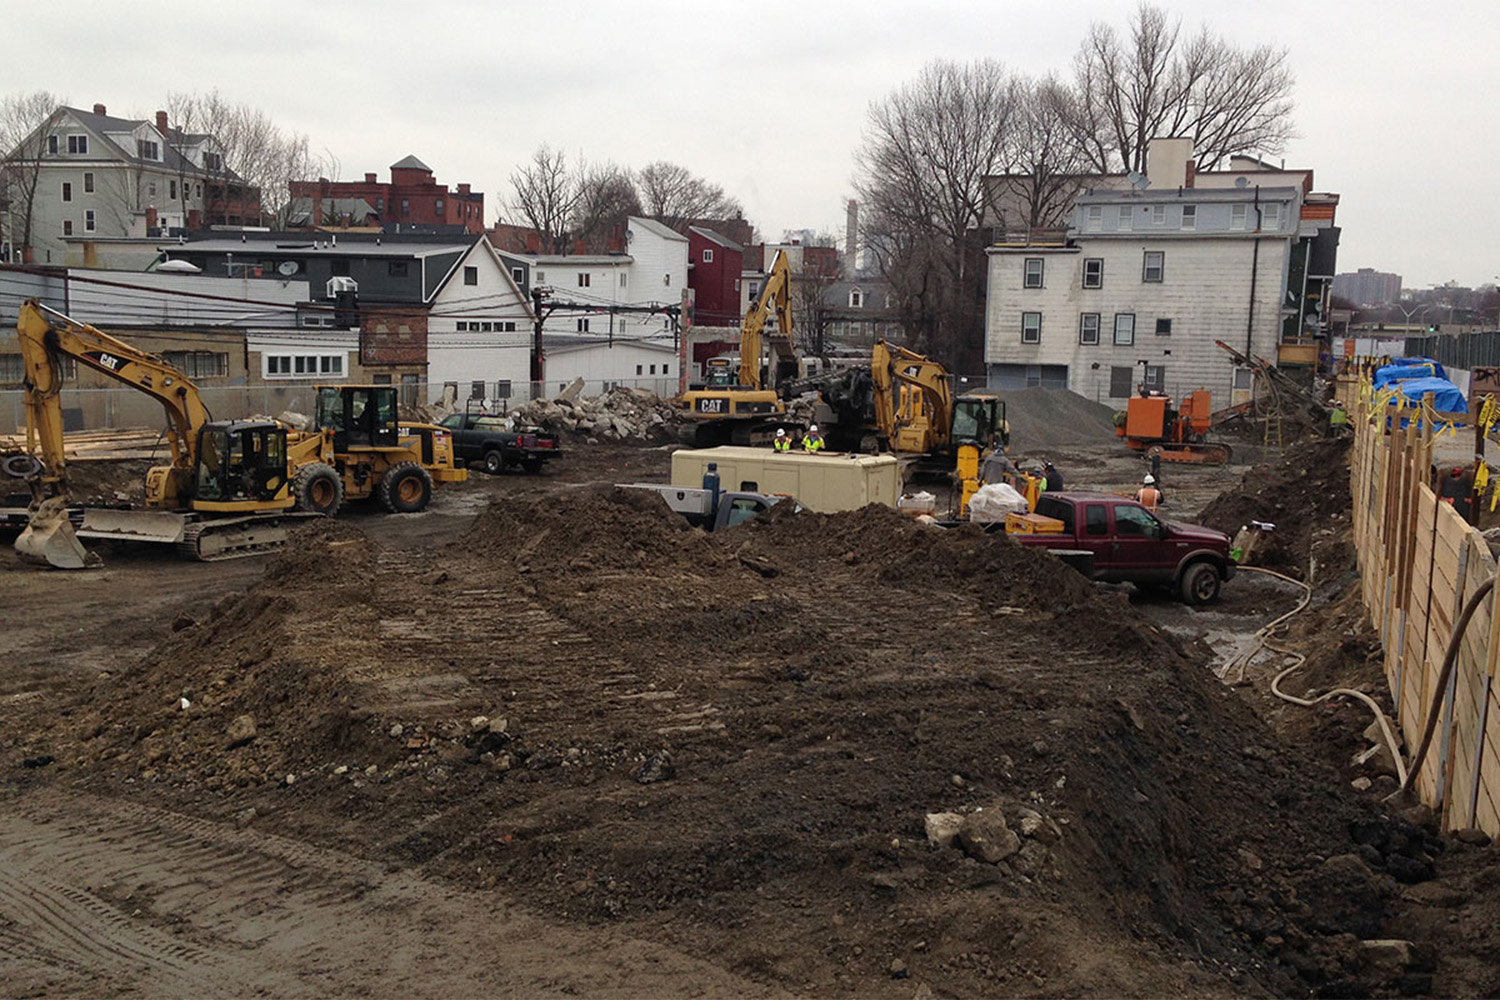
[2,435,1494,998]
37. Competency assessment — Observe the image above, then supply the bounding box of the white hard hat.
[776,428,786,437]
[809,424,818,432]
[1143,474,1156,485]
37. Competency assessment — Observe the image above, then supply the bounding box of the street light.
[1395,302,1430,334]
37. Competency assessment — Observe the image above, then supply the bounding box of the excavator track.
[177,514,317,562]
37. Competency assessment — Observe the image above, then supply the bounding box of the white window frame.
[1082,258,1103,289]
[577,272,591,287]
[1151,205,1166,226]
[1079,312,1100,346]
[1142,251,1165,283]
[620,273,627,288]
[62,220,73,236]
[1231,204,1248,230]
[1113,313,1135,346]
[83,172,94,194]
[67,134,88,155]
[1021,311,1042,344]
[1086,205,1103,231]
[1117,206,1133,231]
[84,209,95,232]
[849,289,864,308]
[464,266,478,286]
[1023,258,1044,289]
[702,249,714,263]
[1181,204,1196,230]
[576,318,590,332]
[1262,203,1282,230]
[262,353,346,379]
[61,181,72,203]
[511,266,524,283]
[137,138,159,161]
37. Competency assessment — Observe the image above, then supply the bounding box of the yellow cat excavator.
[9,299,464,568]
[677,250,798,446]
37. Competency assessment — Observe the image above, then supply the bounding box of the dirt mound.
[1198,437,1352,578]
[993,387,1120,451]
[18,487,1415,995]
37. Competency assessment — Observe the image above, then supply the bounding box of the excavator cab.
[952,394,1009,451]
[192,422,291,508]
[316,385,400,451]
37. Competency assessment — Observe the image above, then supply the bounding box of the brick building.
[288,156,484,233]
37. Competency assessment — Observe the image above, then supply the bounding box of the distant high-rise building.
[1333,267,1402,307]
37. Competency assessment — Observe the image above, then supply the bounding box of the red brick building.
[687,227,744,327]
[289,155,484,232]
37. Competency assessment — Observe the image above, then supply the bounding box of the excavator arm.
[17,298,210,495]
[738,250,796,391]
[870,340,955,454]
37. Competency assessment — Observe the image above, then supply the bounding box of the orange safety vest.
[1136,486,1163,512]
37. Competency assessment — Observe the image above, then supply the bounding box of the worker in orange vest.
[1135,474,1164,513]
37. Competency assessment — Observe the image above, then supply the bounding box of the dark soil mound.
[1198,437,1352,578]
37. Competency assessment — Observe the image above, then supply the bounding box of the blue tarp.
[1390,356,1448,379]
[1375,363,1440,387]
[1392,376,1467,413]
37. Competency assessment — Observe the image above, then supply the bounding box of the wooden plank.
[1436,500,1471,554]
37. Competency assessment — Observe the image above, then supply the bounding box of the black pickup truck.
[437,414,564,475]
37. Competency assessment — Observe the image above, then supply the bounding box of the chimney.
[457,183,471,195]
[92,103,106,115]
[155,110,168,134]
[364,172,377,184]
[1145,137,1193,190]
[845,200,858,276]
[146,207,158,229]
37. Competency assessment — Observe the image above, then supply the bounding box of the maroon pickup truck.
[1012,492,1235,605]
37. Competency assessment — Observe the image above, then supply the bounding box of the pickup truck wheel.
[1179,562,1221,606]
[290,462,344,516]
[521,457,544,474]
[377,462,433,514]
[481,450,505,475]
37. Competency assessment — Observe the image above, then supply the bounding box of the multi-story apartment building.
[1333,267,1404,308]
[984,138,1340,406]
[1,104,260,265]
[288,156,484,233]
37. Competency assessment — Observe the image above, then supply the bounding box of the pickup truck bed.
[438,413,563,475]
[1011,492,1235,605]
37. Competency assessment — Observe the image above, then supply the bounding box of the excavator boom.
[737,250,796,391]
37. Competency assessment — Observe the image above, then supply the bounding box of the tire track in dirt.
[0,789,766,997]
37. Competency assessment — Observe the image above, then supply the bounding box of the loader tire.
[290,462,344,516]
[377,461,433,514]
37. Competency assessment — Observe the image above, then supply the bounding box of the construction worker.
[1135,474,1164,513]
[773,428,791,452]
[803,424,825,453]
[1043,461,1064,491]
[1328,403,1349,437]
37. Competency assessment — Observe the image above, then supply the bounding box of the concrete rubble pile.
[507,385,687,442]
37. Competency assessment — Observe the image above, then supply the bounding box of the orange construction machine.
[1116,390,1232,465]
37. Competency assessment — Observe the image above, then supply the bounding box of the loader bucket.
[15,497,97,569]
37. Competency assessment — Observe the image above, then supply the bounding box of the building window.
[148,180,157,198]
[1151,205,1166,226]
[204,151,223,171]
[501,321,516,332]
[68,134,88,155]
[849,289,864,308]
[649,364,657,375]
[84,210,95,232]
[577,273,590,287]
[1021,311,1042,344]
[455,321,468,331]
[400,199,410,218]
[388,260,408,277]
[1231,204,1247,229]
[163,351,228,378]
[496,379,512,399]
[1117,206,1133,231]
[511,266,524,283]
[703,249,714,263]
[576,318,589,332]
[1023,258,1044,288]
[47,135,58,154]
[1144,365,1165,391]
[169,180,178,200]
[1233,367,1254,392]
[83,172,94,194]
[1079,313,1100,345]
[263,353,345,379]
[1109,365,1134,398]
[1142,251,1165,283]
[136,139,158,160]
[635,364,643,375]
[664,273,671,286]
[1086,205,1103,231]
[663,363,669,375]
[376,197,385,213]
[620,273,627,287]
[61,181,72,202]
[535,270,546,284]
[62,220,73,236]
[1181,205,1196,230]
[464,266,478,286]
[435,199,444,216]
[1261,203,1282,230]
[1113,313,1135,345]
[1155,318,1172,336]
[1082,258,1103,289]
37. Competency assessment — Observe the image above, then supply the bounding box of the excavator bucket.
[14,497,97,569]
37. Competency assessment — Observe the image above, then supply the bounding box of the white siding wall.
[427,242,533,403]
[985,236,1290,405]
[546,342,677,394]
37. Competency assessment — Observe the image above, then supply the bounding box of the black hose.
[1397,574,1496,797]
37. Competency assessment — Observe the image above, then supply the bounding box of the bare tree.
[990,75,1095,235]
[569,159,639,253]
[1072,2,1295,172]
[508,144,578,254]
[0,90,65,262]
[854,59,1020,369]
[636,161,742,227]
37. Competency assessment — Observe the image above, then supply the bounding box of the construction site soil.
[3,435,1498,997]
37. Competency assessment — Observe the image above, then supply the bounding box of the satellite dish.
[278,260,300,276]
[1125,170,1151,190]
[1234,177,1250,189]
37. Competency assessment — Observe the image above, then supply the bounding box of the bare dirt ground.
[2,431,1495,998]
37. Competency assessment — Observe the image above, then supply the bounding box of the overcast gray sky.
[11,0,1498,288]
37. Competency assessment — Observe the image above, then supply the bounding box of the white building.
[425,239,534,407]
[984,140,1339,407]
